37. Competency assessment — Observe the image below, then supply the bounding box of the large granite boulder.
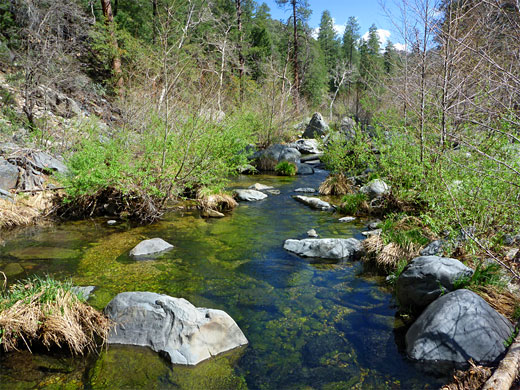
[288,139,322,154]
[284,238,364,260]
[303,113,329,139]
[251,144,301,171]
[406,289,513,369]
[292,195,334,211]
[0,157,18,190]
[105,292,248,365]
[360,179,390,199]
[396,256,473,310]
[234,189,268,201]
[129,238,174,258]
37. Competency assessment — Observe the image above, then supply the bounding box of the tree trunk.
[100,0,123,90]
[152,0,157,45]
[291,0,300,110]
[236,0,245,104]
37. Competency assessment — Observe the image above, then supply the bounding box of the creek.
[0,169,443,389]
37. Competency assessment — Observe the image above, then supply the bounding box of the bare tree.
[100,0,123,90]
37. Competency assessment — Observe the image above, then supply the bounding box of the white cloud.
[332,19,345,36]
[394,42,408,51]
[361,28,392,47]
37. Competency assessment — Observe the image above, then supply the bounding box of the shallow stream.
[0,169,443,389]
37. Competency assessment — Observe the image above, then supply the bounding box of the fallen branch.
[482,327,520,390]
[15,187,67,194]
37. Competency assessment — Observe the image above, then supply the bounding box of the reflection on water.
[0,170,442,389]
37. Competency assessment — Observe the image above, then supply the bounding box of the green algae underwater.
[0,171,444,389]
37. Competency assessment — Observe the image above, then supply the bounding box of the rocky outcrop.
[303,113,329,139]
[360,179,390,199]
[104,292,248,365]
[396,256,474,310]
[129,238,174,258]
[284,238,364,260]
[292,195,334,211]
[234,189,268,201]
[406,289,513,369]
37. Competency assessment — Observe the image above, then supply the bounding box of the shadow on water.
[0,170,445,389]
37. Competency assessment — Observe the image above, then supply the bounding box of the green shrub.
[338,193,368,215]
[454,261,506,290]
[275,161,297,176]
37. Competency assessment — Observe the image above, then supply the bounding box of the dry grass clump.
[0,276,111,354]
[474,285,519,322]
[362,234,420,271]
[319,173,355,195]
[197,192,238,213]
[0,192,52,229]
[441,360,492,390]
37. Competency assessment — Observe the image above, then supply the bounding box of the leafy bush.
[454,262,506,290]
[275,161,297,176]
[338,193,368,215]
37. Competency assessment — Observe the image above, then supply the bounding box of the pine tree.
[317,10,340,72]
[342,16,360,68]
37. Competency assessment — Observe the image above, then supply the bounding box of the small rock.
[288,139,322,154]
[129,238,174,258]
[292,195,334,211]
[339,216,356,223]
[366,220,382,230]
[266,190,280,195]
[284,238,364,260]
[234,189,268,202]
[300,153,323,163]
[420,240,444,256]
[307,229,318,238]
[294,188,316,193]
[248,183,274,191]
[107,220,117,225]
[506,248,519,261]
[360,179,390,199]
[296,163,314,175]
[504,234,520,246]
[72,286,96,300]
[362,229,382,237]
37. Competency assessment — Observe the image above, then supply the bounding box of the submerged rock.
[201,209,225,218]
[104,292,248,365]
[234,189,268,202]
[72,286,96,300]
[292,195,334,211]
[338,216,356,223]
[406,289,513,369]
[129,238,174,258]
[284,238,363,259]
[396,256,473,310]
[294,187,316,193]
[248,183,274,191]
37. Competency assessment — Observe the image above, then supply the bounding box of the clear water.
[0,169,443,389]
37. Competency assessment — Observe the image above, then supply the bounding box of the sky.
[260,0,406,50]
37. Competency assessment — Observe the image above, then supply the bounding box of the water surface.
[0,169,443,389]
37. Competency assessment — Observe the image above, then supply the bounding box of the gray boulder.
[303,113,329,139]
[420,240,444,256]
[279,147,301,163]
[129,238,174,258]
[30,151,68,174]
[292,195,334,211]
[296,163,314,175]
[406,289,513,368]
[251,144,301,170]
[396,256,474,310]
[105,292,248,365]
[360,179,390,199]
[234,189,268,201]
[72,286,96,300]
[289,139,321,154]
[284,238,364,260]
[340,117,356,140]
[0,157,18,190]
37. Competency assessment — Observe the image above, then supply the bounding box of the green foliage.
[338,193,368,215]
[454,261,506,290]
[380,215,430,248]
[321,130,376,175]
[275,161,297,176]
[387,259,408,285]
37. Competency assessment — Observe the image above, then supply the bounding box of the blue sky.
[260,0,405,49]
